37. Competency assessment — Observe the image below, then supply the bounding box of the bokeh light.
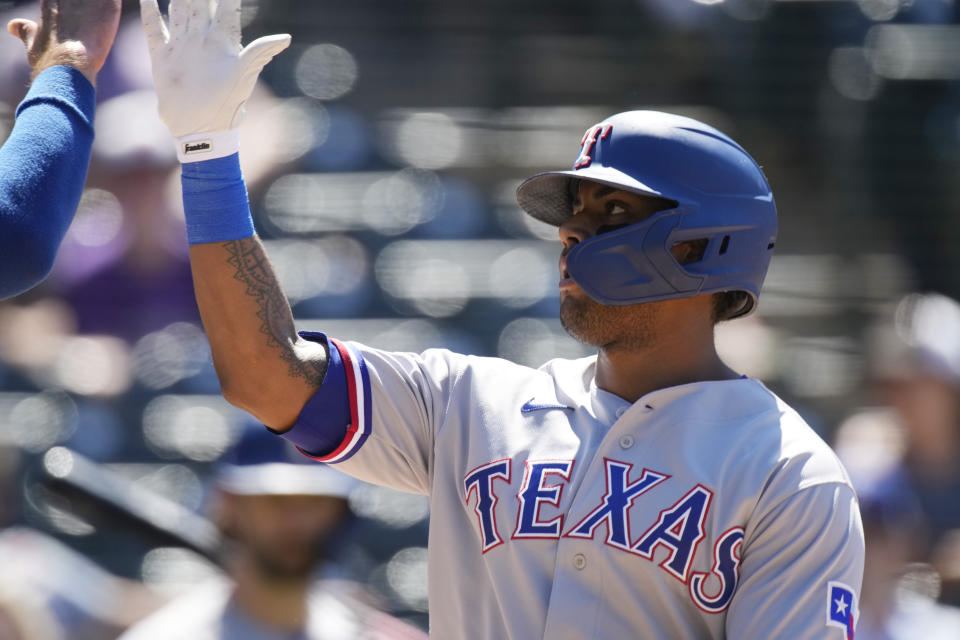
[264,170,442,236]
[294,44,359,100]
[385,547,429,612]
[349,485,430,529]
[66,189,124,248]
[52,336,132,397]
[869,25,960,80]
[259,97,329,165]
[266,236,369,304]
[133,322,211,390]
[0,391,77,453]
[857,0,902,22]
[360,169,444,235]
[488,247,556,308]
[829,47,883,102]
[381,111,464,169]
[142,395,240,462]
[376,240,558,316]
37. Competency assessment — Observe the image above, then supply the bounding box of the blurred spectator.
[868,293,960,540]
[0,583,62,640]
[118,425,425,640]
[837,292,960,608]
[835,473,960,639]
[0,526,162,640]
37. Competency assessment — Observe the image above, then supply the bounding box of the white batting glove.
[140,0,291,162]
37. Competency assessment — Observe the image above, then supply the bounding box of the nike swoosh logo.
[521,398,571,413]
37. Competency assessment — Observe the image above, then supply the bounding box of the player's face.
[557,181,679,349]
[220,493,349,580]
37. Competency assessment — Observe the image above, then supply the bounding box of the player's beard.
[246,530,336,582]
[560,290,663,351]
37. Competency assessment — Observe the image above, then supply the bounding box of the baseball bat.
[32,446,223,565]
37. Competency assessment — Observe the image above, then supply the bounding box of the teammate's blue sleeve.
[275,332,354,459]
[0,66,95,299]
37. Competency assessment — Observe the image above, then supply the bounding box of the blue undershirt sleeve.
[0,66,95,299]
[272,332,350,457]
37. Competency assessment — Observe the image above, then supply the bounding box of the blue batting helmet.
[516,110,777,318]
[216,423,357,498]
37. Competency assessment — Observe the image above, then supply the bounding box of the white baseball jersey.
[286,335,864,639]
[118,577,426,640]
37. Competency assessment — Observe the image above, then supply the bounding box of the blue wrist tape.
[180,153,255,245]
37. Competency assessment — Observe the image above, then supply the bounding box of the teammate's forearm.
[0,66,94,299]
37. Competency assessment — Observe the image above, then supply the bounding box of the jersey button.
[619,435,634,449]
[573,553,587,570]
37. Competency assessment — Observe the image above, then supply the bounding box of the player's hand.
[7,0,122,86]
[140,0,291,140]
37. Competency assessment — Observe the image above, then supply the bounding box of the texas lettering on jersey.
[463,457,744,613]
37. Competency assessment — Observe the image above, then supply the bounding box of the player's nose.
[558,214,593,251]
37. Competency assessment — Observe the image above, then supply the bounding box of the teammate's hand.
[140,0,291,139]
[7,0,122,86]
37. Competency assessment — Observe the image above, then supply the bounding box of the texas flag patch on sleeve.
[826,581,857,639]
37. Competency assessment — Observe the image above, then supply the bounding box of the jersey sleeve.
[0,66,95,299]
[726,482,864,639]
[279,333,463,495]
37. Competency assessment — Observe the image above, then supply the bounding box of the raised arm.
[0,0,120,299]
[189,234,327,429]
[140,0,317,430]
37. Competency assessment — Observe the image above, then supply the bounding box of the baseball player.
[140,1,865,637]
[118,424,426,640]
[0,0,121,299]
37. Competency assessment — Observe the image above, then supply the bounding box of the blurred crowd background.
[0,0,959,637]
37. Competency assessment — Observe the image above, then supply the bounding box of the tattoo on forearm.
[223,238,326,384]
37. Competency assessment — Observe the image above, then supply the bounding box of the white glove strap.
[176,130,240,164]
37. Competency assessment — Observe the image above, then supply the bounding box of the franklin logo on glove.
[183,141,212,155]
